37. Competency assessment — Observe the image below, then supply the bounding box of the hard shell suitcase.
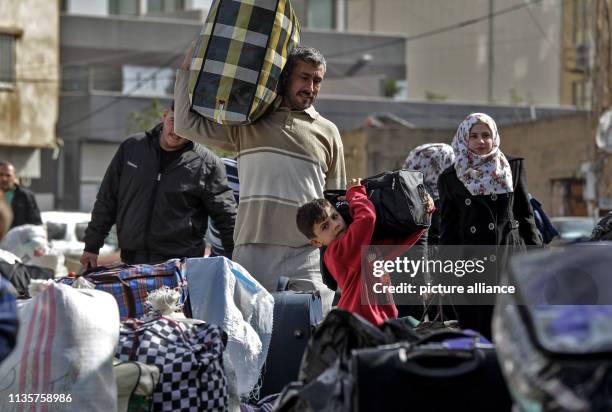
[260,276,323,397]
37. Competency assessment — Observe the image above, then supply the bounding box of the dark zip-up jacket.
[84,124,236,260]
[9,185,42,229]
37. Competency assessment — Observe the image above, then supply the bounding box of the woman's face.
[468,123,494,155]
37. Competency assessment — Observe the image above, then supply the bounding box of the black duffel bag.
[325,170,430,238]
[363,169,430,237]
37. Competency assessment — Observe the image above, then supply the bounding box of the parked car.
[549,217,595,244]
[41,211,120,273]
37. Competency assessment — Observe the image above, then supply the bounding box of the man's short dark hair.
[296,198,333,239]
[0,161,13,169]
[279,46,326,94]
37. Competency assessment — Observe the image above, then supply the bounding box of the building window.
[122,65,174,97]
[148,0,185,13]
[109,0,140,16]
[307,0,334,29]
[0,34,16,86]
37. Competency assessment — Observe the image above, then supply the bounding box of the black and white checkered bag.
[116,317,228,411]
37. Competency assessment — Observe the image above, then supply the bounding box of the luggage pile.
[1,243,612,410]
[276,309,512,412]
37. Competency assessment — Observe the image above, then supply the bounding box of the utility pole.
[487,0,495,103]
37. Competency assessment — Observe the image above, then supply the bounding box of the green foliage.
[424,90,448,102]
[126,99,237,158]
[383,79,401,98]
[126,99,164,134]
[509,88,524,105]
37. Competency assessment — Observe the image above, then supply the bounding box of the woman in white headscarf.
[404,143,455,245]
[438,113,541,247]
[437,113,541,338]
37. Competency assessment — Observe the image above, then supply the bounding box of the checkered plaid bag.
[188,0,300,125]
[116,317,228,412]
[58,259,185,320]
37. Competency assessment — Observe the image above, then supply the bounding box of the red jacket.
[323,185,424,325]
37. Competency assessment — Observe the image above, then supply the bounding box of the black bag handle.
[398,347,483,378]
[416,329,480,345]
[80,263,127,277]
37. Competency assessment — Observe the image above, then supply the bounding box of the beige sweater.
[174,69,346,247]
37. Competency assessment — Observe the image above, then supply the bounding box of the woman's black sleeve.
[514,161,543,246]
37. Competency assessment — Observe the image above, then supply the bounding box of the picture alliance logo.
[371,256,490,278]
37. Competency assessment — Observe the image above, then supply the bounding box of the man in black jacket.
[0,162,42,229]
[80,102,236,267]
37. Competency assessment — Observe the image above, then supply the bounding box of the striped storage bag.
[188,0,300,125]
[0,283,119,411]
[58,259,185,320]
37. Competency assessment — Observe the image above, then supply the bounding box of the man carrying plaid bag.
[174,44,345,312]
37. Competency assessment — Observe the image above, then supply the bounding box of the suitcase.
[350,330,512,412]
[189,0,300,125]
[260,276,323,397]
[58,259,185,320]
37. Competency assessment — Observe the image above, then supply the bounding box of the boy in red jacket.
[296,178,429,325]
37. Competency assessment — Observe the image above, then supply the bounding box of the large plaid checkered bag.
[58,259,185,320]
[116,317,228,412]
[188,0,300,125]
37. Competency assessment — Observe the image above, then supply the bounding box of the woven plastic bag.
[188,0,300,125]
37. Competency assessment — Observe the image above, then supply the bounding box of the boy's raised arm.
[329,182,377,269]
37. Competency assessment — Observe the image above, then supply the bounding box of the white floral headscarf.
[403,143,455,200]
[452,113,513,196]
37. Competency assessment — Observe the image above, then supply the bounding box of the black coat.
[436,156,542,339]
[438,156,542,247]
[84,124,237,261]
[9,186,42,228]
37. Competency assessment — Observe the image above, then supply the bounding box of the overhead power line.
[58,50,184,134]
[57,0,548,133]
[325,0,546,59]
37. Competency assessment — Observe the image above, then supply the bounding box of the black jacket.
[437,156,541,340]
[84,124,237,260]
[9,185,42,228]
[438,156,542,247]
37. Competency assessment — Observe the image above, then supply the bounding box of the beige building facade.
[0,0,59,178]
[345,0,565,105]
